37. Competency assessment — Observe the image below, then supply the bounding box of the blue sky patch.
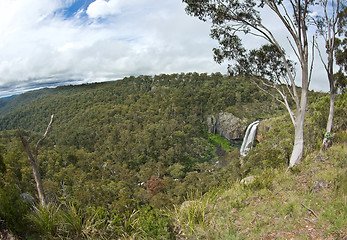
[62,0,95,19]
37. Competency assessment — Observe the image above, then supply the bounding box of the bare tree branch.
[287,36,302,65]
[35,114,54,160]
[309,37,316,87]
[314,40,329,72]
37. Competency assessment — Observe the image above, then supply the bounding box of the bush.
[0,185,31,235]
[135,206,174,239]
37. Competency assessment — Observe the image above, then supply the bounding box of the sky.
[0,0,330,98]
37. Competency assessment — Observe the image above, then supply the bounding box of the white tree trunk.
[289,62,309,168]
[326,91,335,133]
[322,86,335,150]
[289,113,305,168]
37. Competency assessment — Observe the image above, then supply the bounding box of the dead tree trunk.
[19,114,54,207]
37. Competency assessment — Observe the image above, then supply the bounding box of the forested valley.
[0,73,346,239]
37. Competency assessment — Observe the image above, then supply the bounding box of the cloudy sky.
[0,0,329,98]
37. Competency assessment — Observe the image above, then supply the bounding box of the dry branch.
[18,114,54,207]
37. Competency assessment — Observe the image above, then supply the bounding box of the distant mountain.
[0,88,52,116]
[0,95,17,100]
[0,94,17,112]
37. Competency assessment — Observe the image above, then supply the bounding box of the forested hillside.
[0,73,345,239]
[0,73,282,171]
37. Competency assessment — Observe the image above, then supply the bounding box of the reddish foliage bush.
[144,175,164,195]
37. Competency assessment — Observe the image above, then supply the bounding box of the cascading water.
[240,120,260,156]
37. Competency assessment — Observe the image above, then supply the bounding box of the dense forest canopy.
[0,73,282,158]
[0,73,345,239]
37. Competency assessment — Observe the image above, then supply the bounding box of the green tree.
[167,163,186,179]
[0,152,5,175]
[314,0,346,150]
[183,0,315,168]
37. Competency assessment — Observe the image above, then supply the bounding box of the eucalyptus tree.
[314,1,346,150]
[182,0,316,168]
[230,44,298,124]
[334,37,347,91]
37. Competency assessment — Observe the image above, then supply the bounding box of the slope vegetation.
[0,73,345,239]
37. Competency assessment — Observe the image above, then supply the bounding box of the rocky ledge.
[207,112,247,140]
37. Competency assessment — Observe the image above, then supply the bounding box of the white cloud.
[86,0,123,18]
[0,0,330,98]
[309,11,318,17]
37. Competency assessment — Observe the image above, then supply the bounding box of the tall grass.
[27,202,174,239]
[173,188,220,236]
[27,203,61,238]
[27,202,106,239]
[59,202,106,239]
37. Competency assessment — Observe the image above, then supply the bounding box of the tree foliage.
[183,0,316,168]
[0,73,341,238]
[313,0,346,149]
[0,73,283,238]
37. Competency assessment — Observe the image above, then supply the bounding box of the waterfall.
[240,120,260,156]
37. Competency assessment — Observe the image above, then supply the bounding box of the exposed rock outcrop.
[240,176,256,185]
[207,112,247,140]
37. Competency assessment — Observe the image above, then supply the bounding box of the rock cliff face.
[207,112,247,140]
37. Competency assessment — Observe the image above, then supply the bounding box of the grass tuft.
[172,141,347,239]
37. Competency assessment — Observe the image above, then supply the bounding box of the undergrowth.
[173,141,347,239]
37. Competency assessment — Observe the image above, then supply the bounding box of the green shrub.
[0,185,31,235]
[247,169,274,190]
[135,205,174,239]
[208,133,234,152]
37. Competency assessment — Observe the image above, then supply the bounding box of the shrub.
[135,205,174,239]
[0,185,31,235]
